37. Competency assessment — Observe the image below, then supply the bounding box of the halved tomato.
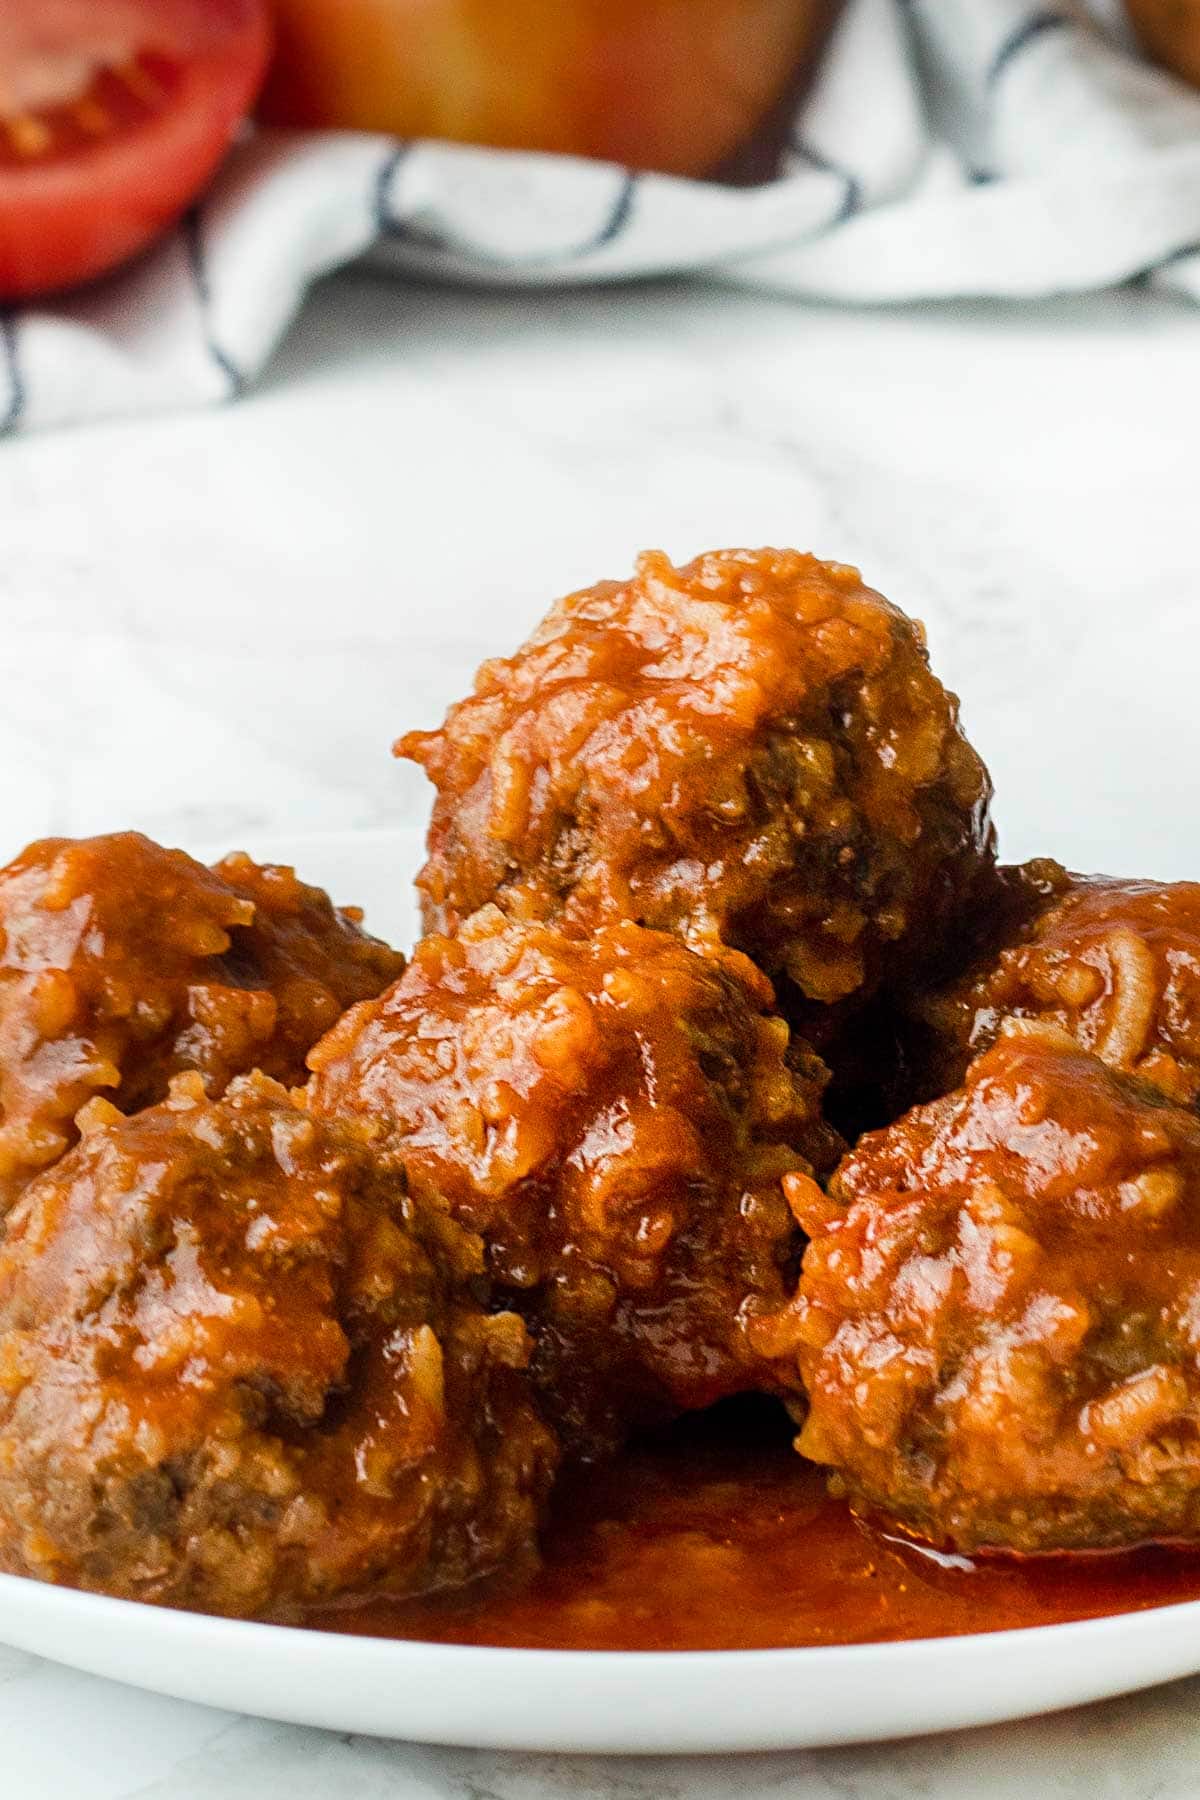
[0,1,271,300]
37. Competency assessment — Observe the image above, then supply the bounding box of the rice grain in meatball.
[0,833,405,1211]
[309,905,841,1456]
[771,1028,1200,1555]
[916,867,1200,1105]
[399,549,995,1017]
[0,1073,557,1617]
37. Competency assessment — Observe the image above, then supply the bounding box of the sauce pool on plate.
[301,1405,1200,1652]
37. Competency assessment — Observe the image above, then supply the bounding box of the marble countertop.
[5,268,1200,1797]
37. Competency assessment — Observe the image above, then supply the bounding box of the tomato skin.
[1125,0,1200,89]
[0,2,272,301]
[259,0,823,180]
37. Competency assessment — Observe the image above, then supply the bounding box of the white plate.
[4,827,1200,1756]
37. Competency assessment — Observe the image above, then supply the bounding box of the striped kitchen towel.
[6,0,1200,433]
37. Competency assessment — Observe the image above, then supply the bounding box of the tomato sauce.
[303,1404,1200,1652]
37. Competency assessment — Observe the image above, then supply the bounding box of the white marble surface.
[4,269,1200,1796]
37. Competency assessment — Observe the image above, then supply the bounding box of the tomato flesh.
[0,53,179,170]
[0,3,271,301]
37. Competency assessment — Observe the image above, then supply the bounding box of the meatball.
[773,1027,1200,1554]
[0,833,405,1211]
[398,548,995,1017]
[0,1071,557,1617]
[309,905,842,1457]
[916,866,1200,1106]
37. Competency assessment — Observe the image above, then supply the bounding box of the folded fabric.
[5,0,1200,434]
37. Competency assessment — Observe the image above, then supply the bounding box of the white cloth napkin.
[6,0,1200,433]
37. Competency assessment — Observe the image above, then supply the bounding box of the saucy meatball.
[916,866,1200,1106]
[0,833,405,1212]
[398,548,995,1016]
[776,1028,1200,1554]
[0,1072,557,1617]
[309,905,842,1457]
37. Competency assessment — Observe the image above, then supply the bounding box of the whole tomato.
[1125,0,1200,89]
[259,0,826,179]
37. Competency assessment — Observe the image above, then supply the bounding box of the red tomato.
[0,2,271,300]
[259,0,823,180]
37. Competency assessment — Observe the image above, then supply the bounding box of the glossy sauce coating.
[787,1030,1200,1554]
[310,906,840,1458]
[304,1412,1200,1651]
[0,1072,557,1618]
[917,869,1200,1105]
[0,834,404,1211]
[399,548,995,1017]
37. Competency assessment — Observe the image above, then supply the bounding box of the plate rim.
[5,1561,1200,1666]
[8,827,1200,1749]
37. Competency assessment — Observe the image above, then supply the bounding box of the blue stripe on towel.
[790,140,863,226]
[986,10,1072,92]
[374,149,639,267]
[592,172,638,247]
[0,313,23,436]
[183,208,245,398]
[373,144,412,236]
